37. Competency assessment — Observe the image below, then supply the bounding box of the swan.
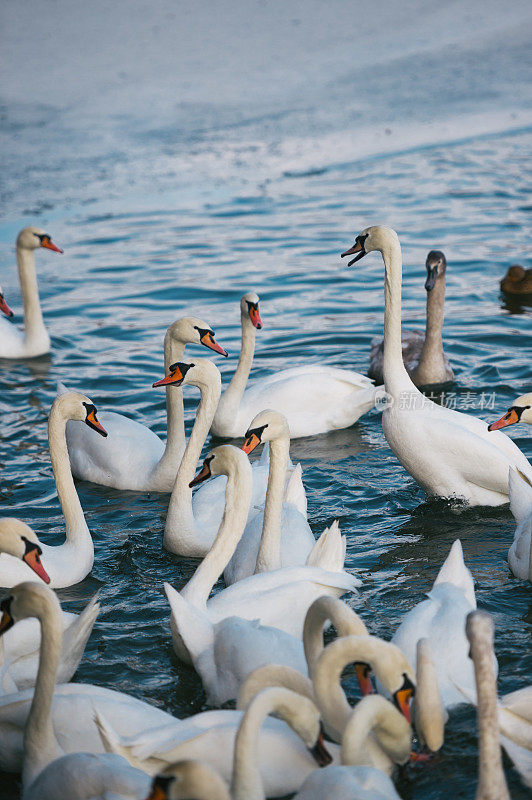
[0,392,107,589]
[465,610,511,799]
[0,226,63,359]
[500,265,532,295]
[294,695,410,799]
[224,410,338,585]
[165,445,359,665]
[368,250,454,387]
[59,317,228,491]
[0,583,337,794]
[506,468,532,582]
[341,225,532,505]
[147,761,231,800]
[153,360,303,558]
[0,519,98,695]
[388,540,491,709]
[488,392,532,432]
[210,291,379,439]
[0,284,14,318]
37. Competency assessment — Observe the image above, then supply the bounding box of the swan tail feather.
[56,380,71,397]
[60,593,100,675]
[433,540,476,608]
[164,582,214,665]
[283,463,307,516]
[306,520,345,572]
[509,467,532,523]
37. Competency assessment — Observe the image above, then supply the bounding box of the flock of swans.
[0,223,530,799]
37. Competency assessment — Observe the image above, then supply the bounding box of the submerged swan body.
[211,292,379,439]
[60,317,228,491]
[0,227,63,359]
[342,226,532,506]
[368,250,454,387]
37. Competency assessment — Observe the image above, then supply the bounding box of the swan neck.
[17,246,48,346]
[473,635,510,799]
[165,376,221,539]
[22,598,63,788]
[416,276,446,377]
[48,402,90,543]
[153,331,186,477]
[221,314,256,412]
[382,241,415,395]
[254,436,289,573]
[181,461,252,607]
[303,597,366,679]
[341,698,409,767]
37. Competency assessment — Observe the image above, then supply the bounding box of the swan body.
[0,393,107,588]
[225,411,335,585]
[294,764,401,800]
[211,292,379,439]
[0,227,62,359]
[389,540,489,709]
[165,446,359,667]
[368,250,454,387]
[59,317,228,491]
[507,468,532,582]
[342,226,532,505]
[157,360,303,558]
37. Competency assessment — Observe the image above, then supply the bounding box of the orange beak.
[200,331,228,357]
[23,547,51,584]
[242,432,261,455]
[309,730,333,767]
[0,608,14,636]
[394,687,413,725]
[248,304,262,330]
[488,408,519,431]
[40,235,63,253]
[354,662,374,696]
[189,460,212,488]
[85,409,108,437]
[153,365,185,388]
[0,294,14,318]
[145,785,168,800]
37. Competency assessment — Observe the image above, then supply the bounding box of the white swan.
[368,250,454,387]
[466,610,511,799]
[148,761,231,800]
[0,226,63,359]
[506,468,532,582]
[59,317,228,491]
[165,445,359,665]
[210,291,379,439]
[388,540,492,709]
[0,519,99,695]
[224,409,340,584]
[341,226,532,505]
[0,582,335,795]
[0,392,107,589]
[154,360,302,558]
[294,695,410,799]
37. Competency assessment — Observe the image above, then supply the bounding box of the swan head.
[51,392,108,436]
[0,581,61,636]
[152,358,221,393]
[240,291,262,330]
[147,761,230,800]
[425,250,447,292]
[0,285,14,318]
[488,392,532,430]
[189,444,251,488]
[242,409,288,455]
[170,317,228,357]
[0,519,50,584]
[16,226,63,253]
[341,225,400,265]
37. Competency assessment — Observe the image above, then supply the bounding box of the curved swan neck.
[151,329,187,479]
[254,435,290,573]
[237,664,315,711]
[381,238,416,395]
[468,614,510,800]
[48,400,90,543]
[181,458,252,607]
[220,312,256,413]
[341,696,410,767]
[165,373,221,539]
[16,246,49,348]
[303,597,367,679]
[22,593,63,789]
[416,275,447,379]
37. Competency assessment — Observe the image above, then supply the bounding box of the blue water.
[1,1,531,797]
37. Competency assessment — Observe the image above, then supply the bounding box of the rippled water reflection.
[0,130,531,798]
